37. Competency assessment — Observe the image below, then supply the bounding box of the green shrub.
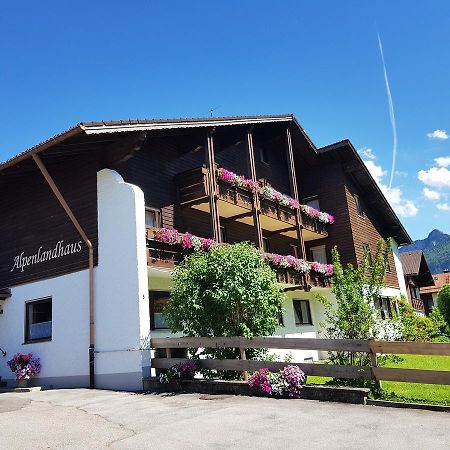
[163,242,285,379]
[438,284,450,326]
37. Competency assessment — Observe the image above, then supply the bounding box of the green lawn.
[306,355,450,406]
[377,354,450,406]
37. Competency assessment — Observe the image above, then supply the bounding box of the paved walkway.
[0,389,448,449]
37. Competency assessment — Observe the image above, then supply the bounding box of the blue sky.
[1,1,450,240]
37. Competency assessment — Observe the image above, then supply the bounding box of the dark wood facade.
[0,116,410,291]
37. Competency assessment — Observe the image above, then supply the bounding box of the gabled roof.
[400,250,434,287]
[400,250,425,276]
[0,114,411,245]
[317,140,412,245]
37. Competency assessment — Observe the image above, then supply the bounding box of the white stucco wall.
[0,169,150,390]
[0,270,90,387]
[94,169,150,390]
[392,239,407,298]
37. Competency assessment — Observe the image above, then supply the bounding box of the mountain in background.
[400,229,450,274]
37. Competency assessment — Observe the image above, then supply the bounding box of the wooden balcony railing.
[259,198,296,226]
[411,298,425,312]
[300,212,328,237]
[146,227,332,289]
[175,166,330,240]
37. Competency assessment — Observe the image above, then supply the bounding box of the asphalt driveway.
[0,389,448,449]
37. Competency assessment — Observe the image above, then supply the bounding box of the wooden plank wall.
[0,154,99,288]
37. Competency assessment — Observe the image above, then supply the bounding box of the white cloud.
[358,147,376,160]
[437,203,450,211]
[418,167,450,189]
[394,170,408,177]
[423,187,440,200]
[363,159,418,218]
[427,129,449,140]
[435,156,450,167]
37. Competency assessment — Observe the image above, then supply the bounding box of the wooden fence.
[151,337,450,385]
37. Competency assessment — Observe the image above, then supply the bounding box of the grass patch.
[306,355,450,406]
[375,354,450,406]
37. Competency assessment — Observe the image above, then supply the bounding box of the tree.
[163,242,285,377]
[317,238,392,365]
[438,284,450,327]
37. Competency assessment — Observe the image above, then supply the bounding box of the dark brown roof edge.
[318,139,412,245]
[0,125,83,171]
[0,114,296,171]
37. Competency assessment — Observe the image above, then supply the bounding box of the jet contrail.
[377,33,397,188]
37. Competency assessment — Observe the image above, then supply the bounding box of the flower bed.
[160,360,199,383]
[7,352,41,380]
[248,365,306,398]
[300,204,334,225]
[152,228,215,251]
[263,253,310,274]
[217,168,258,191]
[311,262,334,277]
[260,186,299,210]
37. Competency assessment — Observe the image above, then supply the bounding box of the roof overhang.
[318,140,412,245]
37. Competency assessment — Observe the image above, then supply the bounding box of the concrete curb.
[367,399,450,413]
[143,377,370,404]
[0,386,44,393]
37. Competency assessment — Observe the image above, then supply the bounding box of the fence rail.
[150,337,450,385]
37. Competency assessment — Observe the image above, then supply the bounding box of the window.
[304,196,320,211]
[259,147,270,165]
[355,194,364,217]
[145,207,161,228]
[362,243,373,266]
[376,297,393,320]
[149,291,170,330]
[290,244,299,258]
[262,237,271,253]
[293,300,313,325]
[310,245,327,264]
[220,226,227,243]
[25,298,52,342]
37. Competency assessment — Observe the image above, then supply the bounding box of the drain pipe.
[32,154,96,388]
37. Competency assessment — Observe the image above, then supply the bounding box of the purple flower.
[7,353,41,380]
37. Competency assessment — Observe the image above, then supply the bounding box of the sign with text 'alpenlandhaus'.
[10,240,83,273]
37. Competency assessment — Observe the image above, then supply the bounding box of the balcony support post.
[246,129,264,250]
[205,130,221,242]
[286,126,307,261]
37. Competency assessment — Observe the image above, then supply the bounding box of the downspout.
[32,154,96,388]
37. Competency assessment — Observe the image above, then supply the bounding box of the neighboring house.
[400,250,435,315]
[0,114,411,390]
[420,270,450,312]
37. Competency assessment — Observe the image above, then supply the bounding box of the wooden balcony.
[300,212,328,241]
[411,298,425,312]
[146,228,183,268]
[175,166,253,221]
[175,166,330,241]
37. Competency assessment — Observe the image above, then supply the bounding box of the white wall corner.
[95,169,150,390]
[391,239,407,298]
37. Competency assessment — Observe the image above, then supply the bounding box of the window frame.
[259,146,270,165]
[354,194,364,218]
[293,299,313,326]
[303,195,320,211]
[262,237,271,253]
[149,291,171,330]
[145,207,162,229]
[25,297,52,344]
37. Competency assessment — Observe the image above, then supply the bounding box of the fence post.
[240,347,248,381]
[368,338,381,390]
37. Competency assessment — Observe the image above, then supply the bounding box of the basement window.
[25,298,52,343]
